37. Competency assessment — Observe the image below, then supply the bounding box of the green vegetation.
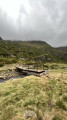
[62,95,67,102]
[56,100,67,110]
[0,37,67,66]
[0,69,67,120]
[0,58,18,65]
[0,37,67,119]
[0,63,4,67]
[57,46,67,53]
[52,114,63,120]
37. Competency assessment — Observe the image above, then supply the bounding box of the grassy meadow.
[0,65,67,120]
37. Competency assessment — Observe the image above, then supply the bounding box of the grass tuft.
[52,114,63,120]
[56,100,67,111]
[62,95,67,102]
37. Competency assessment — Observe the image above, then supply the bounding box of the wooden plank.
[16,67,46,75]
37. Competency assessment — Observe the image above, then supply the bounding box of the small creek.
[0,74,28,84]
[0,69,49,84]
[0,68,66,84]
[64,67,67,70]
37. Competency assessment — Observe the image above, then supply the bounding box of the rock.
[0,76,3,79]
[8,68,12,71]
[24,110,37,119]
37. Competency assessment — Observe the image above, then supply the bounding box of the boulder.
[24,110,37,119]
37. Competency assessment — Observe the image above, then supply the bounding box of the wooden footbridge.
[16,67,47,76]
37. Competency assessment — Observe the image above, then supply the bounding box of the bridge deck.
[16,67,47,76]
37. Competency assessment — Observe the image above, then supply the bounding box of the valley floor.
[0,66,67,120]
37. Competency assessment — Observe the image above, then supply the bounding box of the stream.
[0,68,66,84]
[0,74,27,84]
[64,67,67,70]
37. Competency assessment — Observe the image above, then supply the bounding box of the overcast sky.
[0,0,67,47]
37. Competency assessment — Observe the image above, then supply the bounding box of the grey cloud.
[0,8,18,39]
[0,0,67,47]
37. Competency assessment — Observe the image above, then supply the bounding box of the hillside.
[57,46,67,53]
[0,37,67,65]
[0,69,67,120]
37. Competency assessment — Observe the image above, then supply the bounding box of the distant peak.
[27,40,48,44]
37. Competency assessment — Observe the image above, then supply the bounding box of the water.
[0,75,26,84]
[64,67,67,70]
[0,69,49,84]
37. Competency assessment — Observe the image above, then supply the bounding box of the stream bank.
[0,68,28,83]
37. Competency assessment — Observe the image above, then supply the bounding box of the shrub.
[0,58,18,65]
[50,63,59,69]
[0,63,4,67]
[43,64,49,69]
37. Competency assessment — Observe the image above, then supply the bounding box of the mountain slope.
[0,37,67,63]
[57,46,67,53]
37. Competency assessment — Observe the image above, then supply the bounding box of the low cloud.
[0,0,67,47]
